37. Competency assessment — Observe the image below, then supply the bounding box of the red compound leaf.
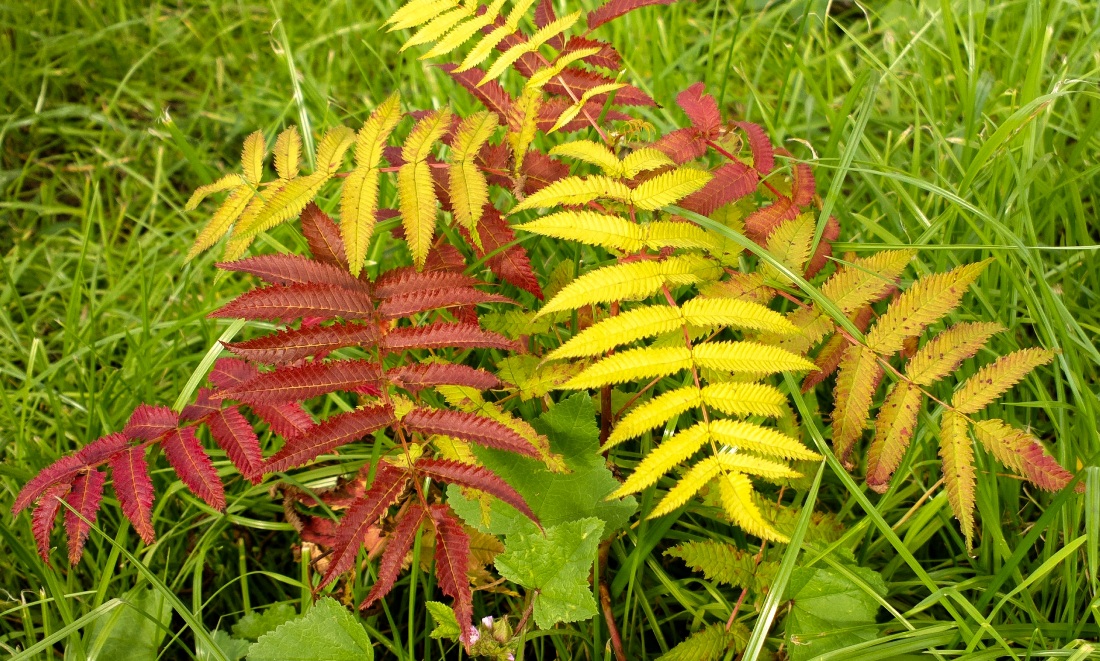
[403,407,539,458]
[320,462,408,588]
[161,427,226,511]
[359,503,427,609]
[415,458,537,523]
[429,504,474,648]
[542,69,655,108]
[264,405,396,473]
[216,359,381,405]
[679,161,759,216]
[792,162,816,206]
[562,36,621,71]
[109,447,156,544]
[123,406,179,442]
[63,469,106,565]
[734,121,776,174]
[465,207,543,299]
[588,0,675,29]
[1020,441,1079,493]
[210,359,314,439]
[385,363,501,393]
[522,150,571,194]
[300,202,349,270]
[180,388,220,423]
[676,82,721,135]
[377,287,514,320]
[656,127,708,164]
[218,254,368,292]
[206,406,265,483]
[13,454,84,516]
[224,322,381,365]
[31,483,70,563]
[75,432,130,465]
[440,64,516,129]
[373,268,478,299]
[538,98,632,134]
[744,196,798,242]
[210,283,376,322]
[381,323,519,353]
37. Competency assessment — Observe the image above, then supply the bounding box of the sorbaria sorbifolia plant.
[14,0,1078,651]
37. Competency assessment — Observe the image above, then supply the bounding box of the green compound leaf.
[247,598,374,661]
[449,393,636,536]
[425,601,461,640]
[494,517,605,628]
[783,563,886,661]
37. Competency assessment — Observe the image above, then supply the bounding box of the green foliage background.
[2,0,1098,658]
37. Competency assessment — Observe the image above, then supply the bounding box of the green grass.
[2,0,1099,658]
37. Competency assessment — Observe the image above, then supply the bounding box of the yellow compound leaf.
[865,260,990,356]
[830,345,883,461]
[939,410,976,549]
[449,111,497,236]
[708,420,820,461]
[479,11,581,85]
[187,186,254,259]
[905,321,1005,386]
[630,167,713,210]
[355,92,402,169]
[185,173,247,211]
[273,127,302,180]
[866,382,923,492]
[511,175,632,212]
[387,0,460,31]
[515,211,643,252]
[605,386,703,449]
[648,456,722,518]
[548,305,682,360]
[612,423,710,497]
[691,341,816,374]
[951,348,1054,414]
[762,214,814,279]
[536,254,720,317]
[700,382,787,418]
[970,418,1028,474]
[455,0,538,70]
[239,173,328,240]
[399,109,452,269]
[562,347,693,390]
[526,47,602,90]
[508,87,541,175]
[340,167,381,275]
[621,148,674,178]
[681,297,798,335]
[315,125,356,174]
[241,130,266,184]
[401,6,472,51]
[717,472,787,542]
[421,0,505,59]
[711,451,800,481]
[402,107,452,164]
[821,249,916,313]
[549,83,625,133]
[642,220,727,254]
[549,140,623,176]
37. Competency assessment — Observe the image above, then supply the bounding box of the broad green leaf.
[449,393,636,535]
[783,564,886,660]
[231,603,296,641]
[495,518,605,628]
[84,587,172,661]
[425,601,461,640]
[198,631,250,661]
[246,598,374,661]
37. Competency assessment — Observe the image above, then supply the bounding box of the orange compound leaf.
[161,427,226,511]
[1019,440,1079,493]
[74,432,131,465]
[224,322,382,366]
[381,323,519,353]
[218,254,368,292]
[216,359,382,405]
[263,405,396,474]
[792,162,816,206]
[465,207,543,300]
[108,447,157,543]
[376,287,514,320]
[403,407,540,458]
[588,0,675,29]
[320,462,408,588]
[385,363,501,393]
[300,202,349,270]
[804,215,840,278]
[63,469,106,565]
[373,267,478,299]
[31,483,70,562]
[415,458,537,523]
[123,405,179,441]
[209,283,376,323]
[206,407,265,483]
[656,128,708,164]
[541,69,655,108]
[679,161,759,216]
[561,36,622,71]
[675,83,721,135]
[360,503,427,610]
[733,121,776,174]
[13,454,84,516]
[744,196,798,243]
[429,504,475,648]
[538,98,633,135]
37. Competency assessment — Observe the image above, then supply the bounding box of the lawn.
[2,0,1099,659]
